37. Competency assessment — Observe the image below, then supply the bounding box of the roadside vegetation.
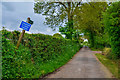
[94,2,120,79]
[2,29,82,78]
[92,1,120,59]
[95,54,120,78]
[2,1,120,79]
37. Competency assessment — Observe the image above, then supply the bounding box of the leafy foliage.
[59,21,82,41]
[53,33,63,38]
[75,2,108,47]
[103,47,111,56]
[34,2,81,29]
[34,1,82,39]
[2,36,32,78]
[2,30,82,78]
[59,21,75,39]
[103,1,120,59]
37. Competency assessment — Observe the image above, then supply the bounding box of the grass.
[95,53,119,78]
[91,48,102,51]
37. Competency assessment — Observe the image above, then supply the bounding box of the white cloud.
[0,2,2,29]
[2,2,58,35]
[2,0,34,2]
[4,27,14,32]
[46,28,51,32]
[25,31,32,34]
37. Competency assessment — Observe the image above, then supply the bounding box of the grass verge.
[95,53,119,78]
[90,48,102,51]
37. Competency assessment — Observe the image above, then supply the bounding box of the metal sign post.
[16,17,33,49]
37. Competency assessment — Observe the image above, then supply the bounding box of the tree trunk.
[68,2,74,40]
[89,31,94,48]
[68,16,73,40]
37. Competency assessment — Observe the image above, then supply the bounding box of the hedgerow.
[2,30,82,78]
[103,1,120,59]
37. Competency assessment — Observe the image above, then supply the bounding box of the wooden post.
[16,17,30,49]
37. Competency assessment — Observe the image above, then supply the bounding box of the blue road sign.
[20,21,31,31]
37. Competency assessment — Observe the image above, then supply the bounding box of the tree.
[34,1,82,39]
[59,21,81,40]
[103,1,120,59]
[74,2,108,47]
[59,21,75,39]
[53,33,63,38]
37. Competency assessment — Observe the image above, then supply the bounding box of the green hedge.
[103,1,120,59]
[2,30,82,78]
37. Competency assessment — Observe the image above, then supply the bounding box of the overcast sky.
[2,2,60,35]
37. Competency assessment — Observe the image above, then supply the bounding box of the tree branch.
[88,2,96,9]
[53,2,68,11]
[72,2,81,16]
[76,2,81,8]
[71,2,75,14]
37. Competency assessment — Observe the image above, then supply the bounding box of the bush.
[53,33,63,39]
[103,47,111,56]
[2,30,82,78]
[103,1,120,59]
[2,36,32,78]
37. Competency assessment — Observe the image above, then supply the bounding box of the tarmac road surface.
[45,47,113,78]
